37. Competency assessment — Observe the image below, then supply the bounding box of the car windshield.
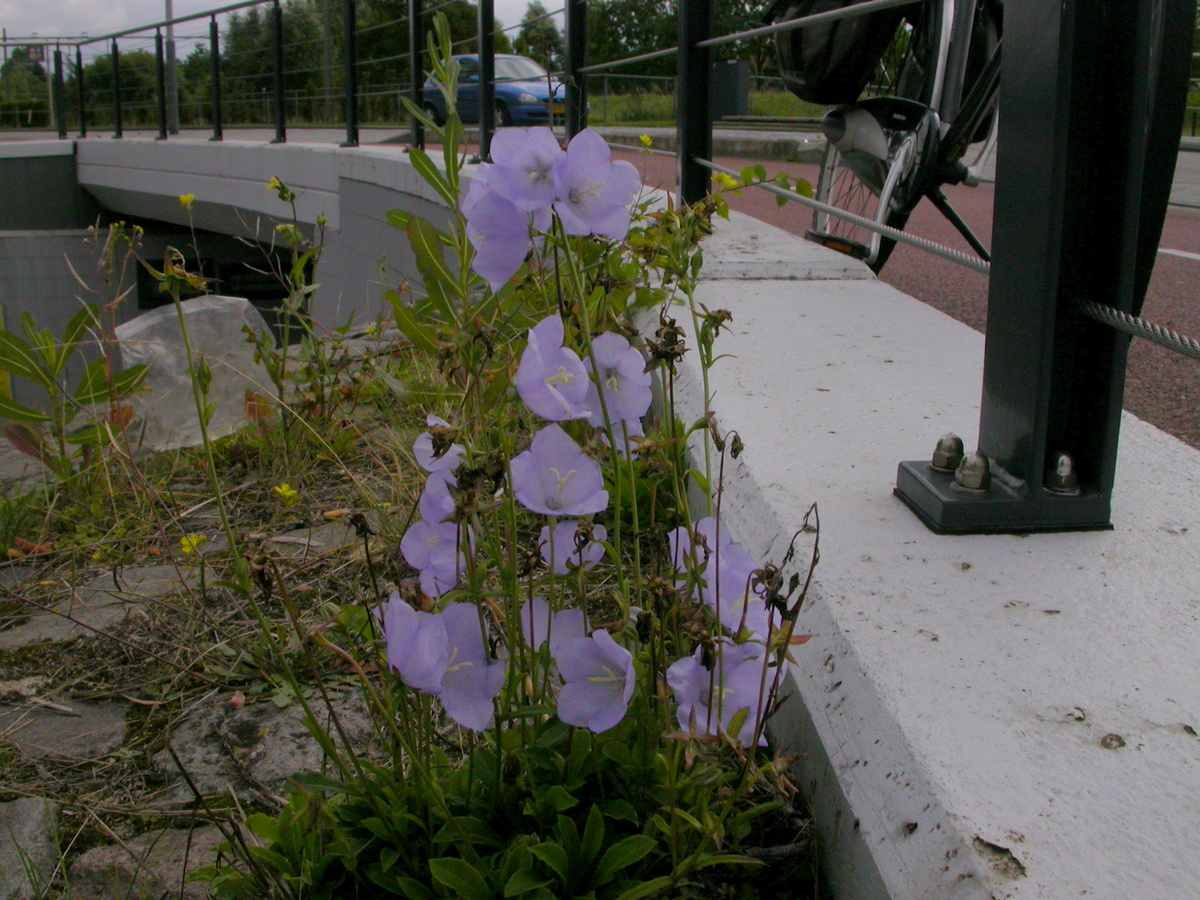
[495,57,548,82]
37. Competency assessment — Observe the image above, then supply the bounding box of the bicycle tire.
[808,136,910,273]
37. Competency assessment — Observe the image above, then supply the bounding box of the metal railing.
[29,0,1200,534]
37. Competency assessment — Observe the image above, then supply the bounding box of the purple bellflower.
[519,596,587,656]
[539,520,607,575]
[418,472,457,524]
[667,642,770,746]
[401,519,473,599]
[552,129,642,240]
[516,314,592,421]
[437,603,507,732]
[414,414,465,476]
[463,168,552,292]
[599,418,645,458]
[582,332,653,427]
[487,126,563,212]
[377,597,505,732]
[510,424,609,517]
[554,629,635,733]
[378,594,449,694]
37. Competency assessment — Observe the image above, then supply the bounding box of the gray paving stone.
[154,691,374,803]
[0,566,195,651]
[0,701,127,761]
[0,797,59,900]
[67,825,226,900]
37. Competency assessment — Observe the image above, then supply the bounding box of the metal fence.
[29,0,1200,534]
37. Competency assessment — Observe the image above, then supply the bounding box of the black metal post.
[342,0,359,146]
[76,46,87,137]
[272,0,287,142]
[111,39,122,138]
[155,30,168,140]
[676,0,712,204]
[564,0,587,137]
[408,0,424,150]
[210,17,223,140]
[53,48,66,139]
[894,0,1196,534]
[477,0,495,160]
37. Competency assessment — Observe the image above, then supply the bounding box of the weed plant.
[0,15,820,899]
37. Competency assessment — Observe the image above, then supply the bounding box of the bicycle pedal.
[805,230,870,261]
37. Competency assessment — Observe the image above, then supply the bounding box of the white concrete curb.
[653,209,1200,900]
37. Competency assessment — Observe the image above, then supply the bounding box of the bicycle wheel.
[808,117,912,273]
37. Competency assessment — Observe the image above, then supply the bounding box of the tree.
[1,48,48,102]
[515,1,563,71]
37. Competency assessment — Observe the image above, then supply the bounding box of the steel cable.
[1076,300,1200,362]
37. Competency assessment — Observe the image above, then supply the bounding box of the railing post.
[111,39,122,138]
[564,0,587,138]
[53,48,66,140]
[477,0,495,160]
[894,0,1196,534]
[155,30,168,140]
[408,0,424,150]
[272,0,287,143]
[676,0,711,204]
[342,0,359,146]
[76,46,87,137]
[210,17,223,140]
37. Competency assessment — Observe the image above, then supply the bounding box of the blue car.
[422,54,564,127]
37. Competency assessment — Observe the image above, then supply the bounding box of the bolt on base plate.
[894,459,1113,535]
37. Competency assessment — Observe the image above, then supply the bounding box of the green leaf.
[530,843,569,883]
[0,394,51,424]
[579,804,606,870]
[0,331,50,386]
[407,216,459,321]
[3,422,48,463]
[693,853,764,870]
[396,876,438,900]
[73,357,113,406]
[390,302,440,353]
[386,209,412,230]
[594,835,657,885]
[111,364,149,397]
[409,149,457,208]
[503,869,552,897]
[429,857,494,900]
[60,304,99,358]
[244,812,279,842]
[542,785,578,812]
[615,875,674,900]
[433,816,503,848]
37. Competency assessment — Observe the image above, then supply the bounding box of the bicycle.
[764,0,1003,273]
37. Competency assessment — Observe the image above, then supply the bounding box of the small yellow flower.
[713,172,740,191]
[273,483,299,506]
[267,176,282,191]
[180,534,208,555]
[178,194,195,210]
[363,322,377,335]
[638,134,653,148]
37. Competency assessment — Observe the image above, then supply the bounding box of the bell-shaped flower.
[554,629,635,733]
[418,472,457,524]
[668,516,734,575]
[539,520,606,575]
[463,169,552,292]
[510,424,609,517]
[516,314,592,421]
[487,126,563,212]
[437,603,507,732]
[400,519,473,599]
[697,542,772,643]
[552,129,641,240]
[519,596,587,656]
[582,332,653,427]
[413,414,465,476]
[599,418,645,458]
[377,594,449,694]
[667,642,769,746]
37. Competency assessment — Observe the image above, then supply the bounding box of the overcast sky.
[1,0,538,49]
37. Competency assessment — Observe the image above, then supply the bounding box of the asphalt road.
[615,147,1200,452]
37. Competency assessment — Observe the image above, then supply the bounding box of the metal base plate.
[895,460,1113,535]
